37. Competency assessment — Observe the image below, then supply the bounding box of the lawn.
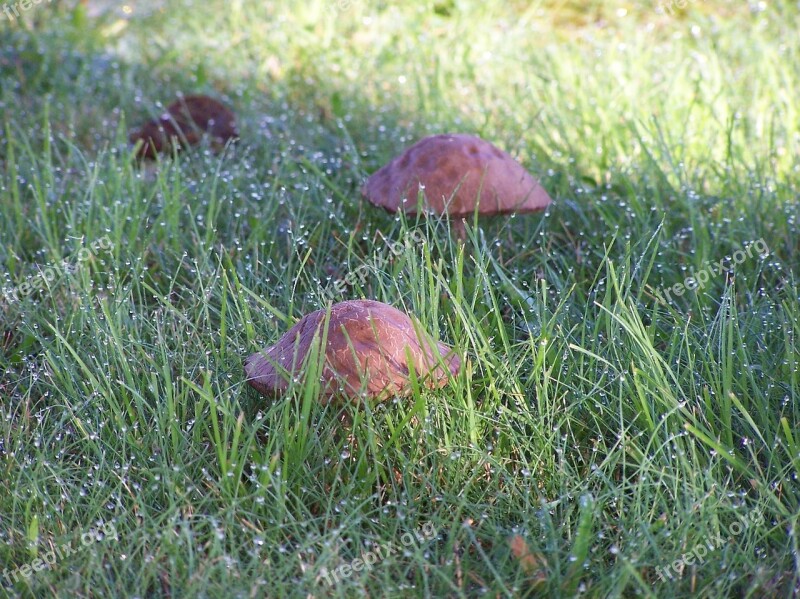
[1,0,799,597]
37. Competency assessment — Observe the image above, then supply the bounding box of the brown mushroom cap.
[361,134,552,217]
[129,95,238,160]
[244,300,460,402]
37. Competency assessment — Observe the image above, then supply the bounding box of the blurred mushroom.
[244,299,460,402]
[129,95,238,159]
[361,133,552,237]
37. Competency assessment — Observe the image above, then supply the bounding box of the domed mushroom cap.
[244,300,460,402]
[129,95,238,160]
[361,134,552,217]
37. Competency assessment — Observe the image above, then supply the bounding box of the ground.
[0,1,798,597]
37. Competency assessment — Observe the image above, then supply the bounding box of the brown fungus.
[244,300,460,402]
[129,95,238,160]
[362,133,552,236]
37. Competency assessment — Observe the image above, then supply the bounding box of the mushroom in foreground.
[244,300,460,402]
[361,133,552,237]
[129,95,238,160]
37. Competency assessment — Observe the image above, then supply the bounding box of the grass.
[0,0,799,596]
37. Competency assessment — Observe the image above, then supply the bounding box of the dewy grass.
[0,0,799,597]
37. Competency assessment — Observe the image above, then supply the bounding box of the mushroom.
[244,300,460,402]
[361,133,552,237]
[129,95,238,159]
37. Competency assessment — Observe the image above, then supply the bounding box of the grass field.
[1,0,799,597]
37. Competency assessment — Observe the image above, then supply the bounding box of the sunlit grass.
[1,1,799,597]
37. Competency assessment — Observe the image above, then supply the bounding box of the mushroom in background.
[129,95,238,160]
[361,133,552,237]
[244,299,460,402]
